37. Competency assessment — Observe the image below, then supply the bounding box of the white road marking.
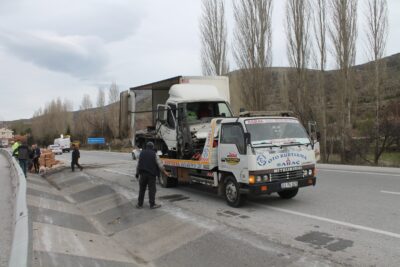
[103,169,135,178]
[256,204,400,240]
[381,190,400,196]
[319,169,400,177]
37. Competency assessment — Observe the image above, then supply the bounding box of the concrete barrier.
[0,149,30,267]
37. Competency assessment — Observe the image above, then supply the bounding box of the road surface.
[25,150,400,266]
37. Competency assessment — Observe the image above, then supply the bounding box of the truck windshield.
[186,102,232,123]
[244,118,310,146]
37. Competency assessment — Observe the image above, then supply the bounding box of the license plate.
[281,181,298,189]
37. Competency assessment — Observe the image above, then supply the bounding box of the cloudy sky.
[1,0,400,121]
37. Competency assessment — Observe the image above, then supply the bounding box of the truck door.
[158,104,177,151]
[218,123,248,182]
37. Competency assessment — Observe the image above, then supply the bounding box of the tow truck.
[159,116,317,207]
[123,76,317,207]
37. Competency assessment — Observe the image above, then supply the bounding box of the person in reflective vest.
[12,140,21,157]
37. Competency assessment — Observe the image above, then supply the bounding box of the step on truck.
[124,76,317,207]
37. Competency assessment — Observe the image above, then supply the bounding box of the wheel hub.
[226,182,237,202]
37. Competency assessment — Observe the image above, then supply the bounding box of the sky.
[1,0,400,121]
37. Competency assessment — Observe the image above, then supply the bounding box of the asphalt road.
[27,150,400,266]
[0,153,14,267]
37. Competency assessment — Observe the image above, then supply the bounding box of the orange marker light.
[249,175,255,184]
[261,185,268,191]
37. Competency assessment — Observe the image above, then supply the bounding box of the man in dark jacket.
[13,141,30,178]
[136,142,169,209]
[71,144,83,171]
[32,144,41,174]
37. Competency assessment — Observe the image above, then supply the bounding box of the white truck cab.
[216,117,316,206]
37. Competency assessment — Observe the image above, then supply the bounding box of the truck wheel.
[278,188,299,199]
[159,172,178,188]
[224,176,246,207]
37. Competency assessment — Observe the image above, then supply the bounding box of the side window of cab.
[220,123,246,154]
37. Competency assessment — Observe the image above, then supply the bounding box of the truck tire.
[224,176,246,207]
[159,172,178,188]
[278,188,299,199]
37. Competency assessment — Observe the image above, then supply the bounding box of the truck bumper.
[240,177,316,195]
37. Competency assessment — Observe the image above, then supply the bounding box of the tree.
[107,82,120,138]
[329,0,358,163]
[312,0,328,162]
[200,0,229,75]
[233,0,273,111]
[108,81,120,104]
[95,88,106,136]
[365,0,388,164]
[31,98,72,145]
[96,88,105,108]
[285,0,311,121]
[76,94,94,143]
[80,94,93,110]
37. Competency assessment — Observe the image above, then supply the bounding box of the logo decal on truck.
[226,152,240,165]
[267,152,307,164]
[256,155,267,166]
[277,158,301,167]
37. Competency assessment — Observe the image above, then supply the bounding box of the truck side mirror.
[244,132,251,145]
[157,105,167,123]
[307,121,319,150]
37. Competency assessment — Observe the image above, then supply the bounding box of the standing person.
[32,144,41,174]
[28,145,35,173]
[13,141,30,178]
[135,141,169,209]
[11,139,20,158]
[71,144,83,171]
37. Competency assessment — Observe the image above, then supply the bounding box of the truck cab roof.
[168,84,228,103]
[220,116,299,124]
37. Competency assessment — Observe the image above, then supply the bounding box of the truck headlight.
[263,175,269,182]
[256,176,262,183]
[249,175,255,184]
[308,169,313,176]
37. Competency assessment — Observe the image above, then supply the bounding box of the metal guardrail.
[0,149,29,267]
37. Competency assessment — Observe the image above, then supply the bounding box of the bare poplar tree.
[80,94,93,110]
[31,98,73,145]
[286,0,311,120]
[313,0,328,162]
[107,82,120,138]
[200,0,229,75]
[233,0,273,110]
[365,0,388,164]
[77,94,94,142]
[108,81,120,104]
[97,88,105,108]
[329,0,358,163]
[96,88,106,136]
[279,71,290,111]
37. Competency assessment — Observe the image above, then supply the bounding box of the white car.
[48,144,63,155]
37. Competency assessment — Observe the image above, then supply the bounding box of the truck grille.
[270,170,303,181]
